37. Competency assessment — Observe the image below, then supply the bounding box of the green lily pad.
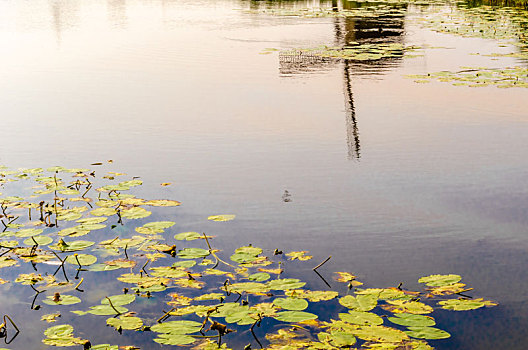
[231,252,258,264]
[273,298,309,311]
[248,272,270,282]
[405,326,451,339]
[352,325,409,342]
[388,313,436,327]
[418,274,462,287]
[86,304,128,316]
[154,333,196,345]
[174,231,202,241]
[267,278,306,290]
[339,310,384,325]
[101,294,136,306]
[107,316,143,330]
[57,212,83,221]
[15,228,43,238]
[339,294,378,311]
[23,236,53,246]
[121,207,151,219]
[91,207,117,216]
[274,311,318,322]
[228,282,269,294]
[44,324,74,337]
[50,240,95,252]
[438,298,494,311]
[43,295,82,305]
[151,320,202,334]
[384,300,433,314]
[178,248,210,259]
[76,217,107,224]
[65,254,97,266]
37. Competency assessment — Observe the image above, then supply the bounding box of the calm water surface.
[0,0,527,348]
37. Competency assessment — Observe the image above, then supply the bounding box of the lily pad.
[339,294,378,311]
[43,295,82,305]
[174,231,202,241]
[178,248,210,259]
[418,274,462,287]
[107,316,143,330]
[65,254,97,266]
[405,326,451,339]
[273,298,309,311]
[339,310,384,325]
[274,311,318,322]
[388,313,436,327]
[121,207,151,219]
[207,215,235,222]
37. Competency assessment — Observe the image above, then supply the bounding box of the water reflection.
[107,0,128,28]
[49,0,80,44]
[277,0,408,160]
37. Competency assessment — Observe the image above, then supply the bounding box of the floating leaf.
[274,298,309,311]
[388,313,436,327]
[339,294,377,311]
[50,240,94,252]
[286,251,312,261]
[382,300,433,315]
[248,272,270,282]
[438,298,497,311]
[91,207,117,216]
[352,325,409,343]
[43,295,81,305]
[267,278,306,290]
[356,288,409,300]
[85,304,128,316]
[15,228,43,238]
[144,199,181,207]
[154,333,196,345]
[207,215,235,222]
[274,311,317,322]
[121,207,151,219]
[405,327,451,340]
[41,312,61,323]
[151,320,202,334]
[65,254,97,266]
[174,231,202,241]
[286,290,338,302]
[418,274,462,287]
[335,272,357,283]
[107,316,143,330]
[339,310,384,325]
[101,294,136,306]
[178,248,210,259]
[23,236,52,246]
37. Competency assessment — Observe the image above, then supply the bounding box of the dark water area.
[0,0,528,348]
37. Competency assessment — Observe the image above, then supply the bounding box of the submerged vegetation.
[0,165,496,349]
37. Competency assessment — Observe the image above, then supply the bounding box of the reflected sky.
[0,0,527,348]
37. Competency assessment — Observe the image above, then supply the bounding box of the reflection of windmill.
[277,0,407,159]
[49,0,80,45]
[334,0,406,159]
[343,60,360,160]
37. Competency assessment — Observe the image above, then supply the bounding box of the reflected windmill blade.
[343,60,361,160]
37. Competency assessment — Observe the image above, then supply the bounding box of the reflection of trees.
[107,0,127,28]
[49,0,80,45]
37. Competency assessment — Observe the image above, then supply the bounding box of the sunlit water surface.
[0,0,527,348]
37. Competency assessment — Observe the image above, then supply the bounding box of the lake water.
[0,0,527,348]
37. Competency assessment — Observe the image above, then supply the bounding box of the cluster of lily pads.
[0,165,496,349]
[406,66,528,86]
[280,43,422,61]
